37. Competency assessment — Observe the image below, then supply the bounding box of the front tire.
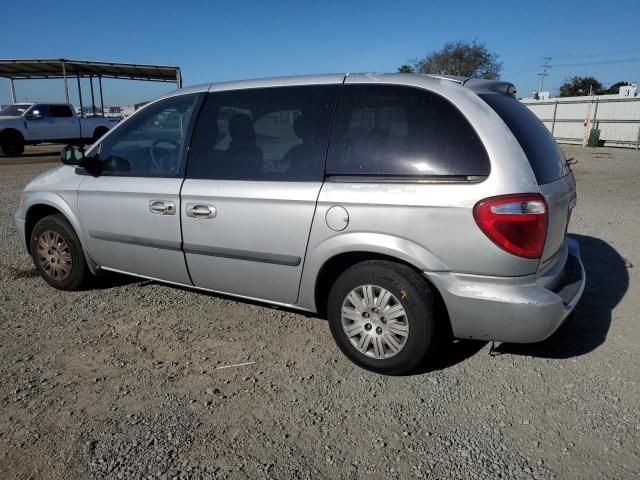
[327,260,437,375]
[30,214,88,290]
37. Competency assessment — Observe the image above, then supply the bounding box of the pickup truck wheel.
[30,214,88,291]
[0,131,24,156]
[327,260,437,375]
[92,127,109,143]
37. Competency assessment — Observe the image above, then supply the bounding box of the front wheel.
[327,260,437,375]
[30,214,89,290]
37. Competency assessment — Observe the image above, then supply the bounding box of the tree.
[401,40,502,79]
[604,81,629,95]
[397,64,414,73]
[559,76,604,97]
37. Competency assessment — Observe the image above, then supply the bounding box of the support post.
[582,94,594,147]
[176,68,182,89]
[76,74,84,117]
[551,100,558,136]
[99,76,104,116]
[636,126,640,150]
[62,61,69,103]
[89,75,96,116]
[10,78,16,103]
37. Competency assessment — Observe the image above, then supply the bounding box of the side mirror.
[60,145,86,165]
[26,110,43,121]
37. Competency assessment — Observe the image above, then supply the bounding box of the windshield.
[0,104,32,117]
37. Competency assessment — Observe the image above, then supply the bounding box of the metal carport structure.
[0,59,182,115]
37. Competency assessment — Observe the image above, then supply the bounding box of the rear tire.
[327,260,437,375]
[30,214,88,291]
[0,131,25,156]
[92,127,109,143]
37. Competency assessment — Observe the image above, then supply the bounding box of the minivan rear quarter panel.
[296,74,547,312]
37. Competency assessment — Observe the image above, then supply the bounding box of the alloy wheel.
[36,230,72,281]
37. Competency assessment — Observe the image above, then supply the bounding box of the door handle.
[186,203,217,219]
[149,200,176,215]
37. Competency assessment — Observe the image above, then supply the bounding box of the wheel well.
[0,128,25,143]
[93,126,108,139]
[313,252,451,335]
[24,204,63,254]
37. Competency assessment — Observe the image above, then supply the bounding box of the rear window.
[50,105,73,117]
[480,94,568,185]
[326,84,490,178]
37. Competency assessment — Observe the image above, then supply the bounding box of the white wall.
[521,96,640,149]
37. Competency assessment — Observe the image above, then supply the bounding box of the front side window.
[326,84,490,178]
[187,85,340,181]
[97,95,198,176]
[29,104,51,118]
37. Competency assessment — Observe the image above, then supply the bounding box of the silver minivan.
[15,73,585,374]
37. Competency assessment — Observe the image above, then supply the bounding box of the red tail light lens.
[473,194,548,259]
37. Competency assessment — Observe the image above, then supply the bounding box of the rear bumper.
[425,236,586,343]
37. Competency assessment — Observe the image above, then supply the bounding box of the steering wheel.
[150,138,181,171]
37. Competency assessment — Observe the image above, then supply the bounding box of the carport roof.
[0,58,181,84]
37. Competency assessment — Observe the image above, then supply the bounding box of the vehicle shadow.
[86,272,141,290]
[494,234,629,359]
[20,150,63,158]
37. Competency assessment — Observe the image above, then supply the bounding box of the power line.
[551,47,640,60]
[551,56,640,67]
[503,51,640,77]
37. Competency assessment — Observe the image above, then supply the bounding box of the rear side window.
[480,94,568,185]
[187,85,340,181]
[326,84,489,178]
[50,105,74,117]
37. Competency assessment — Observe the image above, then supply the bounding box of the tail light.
[473,194,548,259]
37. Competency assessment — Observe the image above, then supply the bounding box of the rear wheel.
[0,131,25,156]
[30,214,88,290]
[327,260,437,375]
[92,127,109,143]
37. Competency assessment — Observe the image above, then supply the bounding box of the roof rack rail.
[424,74,468,84]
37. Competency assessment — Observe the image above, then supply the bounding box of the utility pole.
[537,57,552,94]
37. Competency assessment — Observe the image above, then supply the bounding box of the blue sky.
[2,0,638,106]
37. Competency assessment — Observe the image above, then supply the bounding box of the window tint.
[30,104,51,118]
[187,85,340,181]
[326,84,489,178]
[98,95,198,176]
[480,94,568,185]
[50,105,73,117]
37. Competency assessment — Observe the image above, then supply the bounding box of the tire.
[0,131,25,157]
[92,127,109,143]
[327,260,437,375]
[30,214,88,291]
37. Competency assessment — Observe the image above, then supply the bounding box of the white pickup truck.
[0,103,119,156]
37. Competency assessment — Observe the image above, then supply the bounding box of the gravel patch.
[1,145,639,479]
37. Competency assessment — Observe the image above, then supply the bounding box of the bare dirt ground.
[0,144,638,479]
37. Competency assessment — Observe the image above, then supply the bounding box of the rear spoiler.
[463,78,517,97]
